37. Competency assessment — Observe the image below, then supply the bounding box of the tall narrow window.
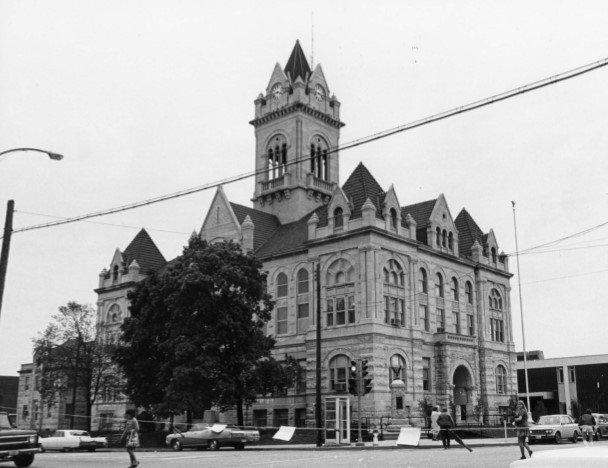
[491,247,497,264]
[437,308,445,332]
[453,311,460,334]
[418,268,428,293]
[465,282,473,304]
[334,207,343,228]
[436,227,441,246]
[297,269,309,294]
[276,307,288,335]
[467,314,474,336]
[422,357,431,391]
[390,208,398,231]
[420,305,429,331]
[451,277,459,301]
[435,273,444,298]
[310,136,329,181]
[448,232,454,251]
[267,136,287,180]
[495,365,506,394]
[276,273,288,297]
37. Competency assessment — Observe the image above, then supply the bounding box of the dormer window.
[436,227,441,246]
[491,247,497,263]
[448,232,454,251]
[334,207,343,228]
[267,135,287,180]
[442,230,447,248]
[112,265,119,282]
[390,208,398,231]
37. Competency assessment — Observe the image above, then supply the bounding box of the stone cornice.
[250,102,345,129]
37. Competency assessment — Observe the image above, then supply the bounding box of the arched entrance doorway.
[453,365,473,422]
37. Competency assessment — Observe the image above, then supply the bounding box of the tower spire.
[284,40,311,83]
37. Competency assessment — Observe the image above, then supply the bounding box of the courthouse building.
[94,41,518,432]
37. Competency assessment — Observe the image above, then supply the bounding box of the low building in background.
[517,351,608,420]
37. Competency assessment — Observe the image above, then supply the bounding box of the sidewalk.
[248,436,519,451]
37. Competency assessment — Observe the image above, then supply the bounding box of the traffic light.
[361,359,373,395]
[348,360,358,395]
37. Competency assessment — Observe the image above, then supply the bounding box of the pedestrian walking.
[430,406,440,441]
[120,409,140,468]
[578,409,596,445]
[436,407,455,449]
[512,401,532,460]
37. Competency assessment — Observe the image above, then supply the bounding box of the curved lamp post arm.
[0,147,63,160]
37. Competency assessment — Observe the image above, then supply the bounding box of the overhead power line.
[11,55,608,235]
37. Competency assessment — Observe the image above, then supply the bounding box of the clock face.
[314,84,325,101]
[271,84,282,100]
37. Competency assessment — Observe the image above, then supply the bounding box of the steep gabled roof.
[455,208,485,258]
[255,211,315,259]
[341,162,385,223]
[123,229,166,274]
[284,40,311,83]
[401,199,437,227]
[230,202,281,252]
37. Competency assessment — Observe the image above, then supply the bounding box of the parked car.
[165,423,259,451]
[591,413,608,440]
[509,446,608,467]
[528,414,579,444]
[0,412,39,467]
[40,429,108,452]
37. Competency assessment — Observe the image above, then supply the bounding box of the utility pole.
[0,200,15,323]
[315,262,322,447]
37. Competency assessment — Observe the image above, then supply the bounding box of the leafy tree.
[115,237,298,425]
[33,301,120,431]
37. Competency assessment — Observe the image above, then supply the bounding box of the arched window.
[267,135,287,180]
[436,227,441,246]
[326,258,354,286]
[108,304,122,323]
[448,232,454,251]
[329,355,350,392]
[112,265,119,282]
[390,208,398,231]
[389,354,406,383]
[384,259,404,287]
[276,272,288,297]
[491,247,497,263]
[451,277,459,301]
[310,136,329,181]
[435,273,444,298]
[489,288,502,310]
[297,268,309,294]
[334,207,343,228]
[442,229,447,247]
[418,268,428,293]
[495,365,507,394]
[465,281,473,304]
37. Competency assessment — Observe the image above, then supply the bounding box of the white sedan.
[509,446,608,467]
[40,429,108,452]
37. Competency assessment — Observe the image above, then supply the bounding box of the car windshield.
[537,416,560,425]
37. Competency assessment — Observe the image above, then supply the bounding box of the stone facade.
[87,41,518,431]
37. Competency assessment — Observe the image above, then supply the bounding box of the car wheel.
[13,454,35,468]
[595,431,601,441]
[62,447,72,452]
[234,443,245,450]
[171,439,182,452]
[208,440,219,451]
[39,446,46,453]
[571,431,578,443]
[554,432,561,444]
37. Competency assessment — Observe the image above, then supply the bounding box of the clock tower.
[250,40,344,223]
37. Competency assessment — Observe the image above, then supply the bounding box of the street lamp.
[0,148,64,323]
[0,147,64,161]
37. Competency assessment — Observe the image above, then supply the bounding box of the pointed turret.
[284,40,311,83]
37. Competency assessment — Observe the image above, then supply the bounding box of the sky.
[1,0,607,376]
